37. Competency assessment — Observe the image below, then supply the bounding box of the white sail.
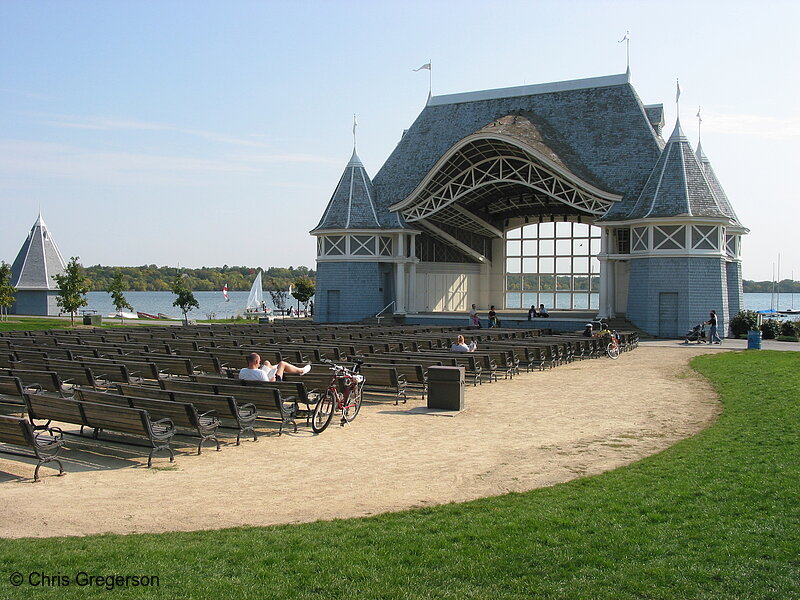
[246,271,264,310]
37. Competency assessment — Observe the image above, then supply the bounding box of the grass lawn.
[0,318,76,332]
[1,351,798,598]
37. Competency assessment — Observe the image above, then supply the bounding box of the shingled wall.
[627,256,730,338]
[314,262,393,323]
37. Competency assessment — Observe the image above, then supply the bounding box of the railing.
[375,301,395,326]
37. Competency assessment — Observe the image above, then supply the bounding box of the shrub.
[730,310,759,336]
[780,320,799,337]
[776,335,799,343]
[760,319,781,339]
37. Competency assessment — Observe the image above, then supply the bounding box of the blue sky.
[1,0,797,281]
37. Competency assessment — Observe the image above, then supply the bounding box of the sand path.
[0,345,720,539]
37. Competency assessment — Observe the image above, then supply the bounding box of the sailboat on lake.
[245,271,270,315]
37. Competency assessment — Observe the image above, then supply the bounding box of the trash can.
[747,330,762,350]
[82,314,102,326]
[427,366,465,411]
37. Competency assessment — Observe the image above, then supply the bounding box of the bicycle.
[311,359,365,433]
[597,328,621,360]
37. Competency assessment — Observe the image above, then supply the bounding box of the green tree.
[52,257,91,326]
[268,278,288,315]
[0,261,16,322]
[108,271,133,323]
[291,276,315,313]
[171,275,199,325]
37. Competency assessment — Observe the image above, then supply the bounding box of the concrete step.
[602,317,653,338]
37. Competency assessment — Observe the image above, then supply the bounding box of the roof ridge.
[427,73,630,107]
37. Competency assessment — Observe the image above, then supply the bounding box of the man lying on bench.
[238,352,311,382]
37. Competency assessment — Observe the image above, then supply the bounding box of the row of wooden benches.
[0,376,316,480]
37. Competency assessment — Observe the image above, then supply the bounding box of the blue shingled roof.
[371,73,664,222]
[696,142,742,226]
[626,121,736,221]
[10,215,66,290]
[312,150,401,232]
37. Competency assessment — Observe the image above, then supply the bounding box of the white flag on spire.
[676,79,682,103]
[413,62,431,72]
[696,106,702,123]
[353,114,358,136]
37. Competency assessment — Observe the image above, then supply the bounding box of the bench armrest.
[239,403,257,418]
[152,417,175,432]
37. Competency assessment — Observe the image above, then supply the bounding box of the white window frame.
[652,225,685,251]
[350,235,376,256]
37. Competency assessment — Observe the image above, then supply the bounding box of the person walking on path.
[707,310,722,344]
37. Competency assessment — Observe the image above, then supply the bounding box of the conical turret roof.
[626,120,734,221]
[696,142,742,226]
[10,214,67,290]
[312,150,403,232]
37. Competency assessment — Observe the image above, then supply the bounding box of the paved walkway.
[639,337,800,352]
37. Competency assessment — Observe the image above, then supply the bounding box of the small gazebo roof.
[311,150,404,233]
[10,214,67,290]
[625,120,738,222]
[696,142,742,226]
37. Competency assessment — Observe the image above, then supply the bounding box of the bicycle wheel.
[341,387,363,424]
[311,390,337,433]
[607,342,620,360]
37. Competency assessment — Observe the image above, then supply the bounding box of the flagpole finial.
[618,30,631,75]
[413,60,433,102]
[696,105,702,144]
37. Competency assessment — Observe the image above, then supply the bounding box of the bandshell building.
[311,72,747,337]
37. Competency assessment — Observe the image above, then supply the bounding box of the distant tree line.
[742,280,800,294]
[84,265,315,292]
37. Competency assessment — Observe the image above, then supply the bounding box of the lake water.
[84,291,797,320]
[85,291,299,320]
[741,292,799,313]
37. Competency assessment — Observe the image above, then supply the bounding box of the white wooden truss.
[393,135,621,238]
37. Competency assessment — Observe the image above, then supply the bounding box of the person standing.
[707,310,722,344]
[488,305,498,328]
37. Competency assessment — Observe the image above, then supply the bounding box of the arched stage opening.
[389,117,620,317]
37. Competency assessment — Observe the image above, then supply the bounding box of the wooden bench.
[0,415,65,481]
[116,384,257,444]
[160,380,298,434]
[72,355,161,382]
[14,359,100,389]
[54,358,132,385]
[190,373,318,407]
[358,361,427,398]
[0,375,27,407]
[24,394,176,467]
[76,388,220,454]
[412,352,485,386]
[0,369,69,396]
